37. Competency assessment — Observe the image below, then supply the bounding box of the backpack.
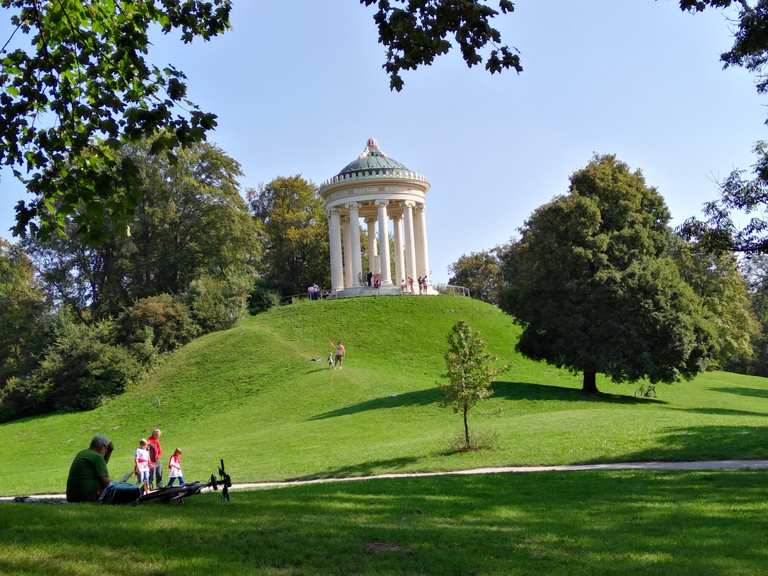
[99,482,141,505]
[148,443,157,462]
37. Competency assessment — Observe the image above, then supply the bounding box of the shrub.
[248,284,281,315]
[186,272,251,332]
[0,320,142,420]
[120,294,198,353]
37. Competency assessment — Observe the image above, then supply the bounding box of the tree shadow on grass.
[309,388,442,420]
[589,425,768,463]
[289,456,422,481]
[674,407,768,418]
[310,381,663,422]
[710,386,768,400]
[4,470,768,575]
[491,381,666,405]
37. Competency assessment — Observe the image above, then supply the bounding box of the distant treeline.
[0,140,330,422]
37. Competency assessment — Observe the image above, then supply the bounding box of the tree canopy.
[448,247,505,305]
[24,139,259,318]
[0,239,48,388]
[503,155,715,393]
[671,237,758,368]
[249,176,329,297]
[1,0,231,240]
[362,0,521,91]
[1,0,522,239]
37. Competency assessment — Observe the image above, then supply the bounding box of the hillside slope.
[3,296,768,495]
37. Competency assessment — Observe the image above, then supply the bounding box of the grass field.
[3,470,768,575]
[4,296,768,495]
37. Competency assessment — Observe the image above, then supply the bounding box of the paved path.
[3,459,768,502]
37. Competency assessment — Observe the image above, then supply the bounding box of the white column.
[342,217,353,288]
[376,200,392,285]
[393,214,404,286]
[415,203,430,278]
[366,217,378,274]
[347,203,362,286]
[328,208,344,292]
[413,205,425,276]
[402,201,417,282]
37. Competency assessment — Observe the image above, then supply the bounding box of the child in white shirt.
[167,448,185,487]
[134,439,150,493]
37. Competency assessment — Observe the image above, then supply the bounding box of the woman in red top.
[147,428,163,489]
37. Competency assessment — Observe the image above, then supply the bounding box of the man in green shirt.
[66,435,113,502]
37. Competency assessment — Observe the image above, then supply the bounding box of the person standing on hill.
[66,435,113,502]
[147,429,163,489]
[336,341,346,369]
[330,340,346,369]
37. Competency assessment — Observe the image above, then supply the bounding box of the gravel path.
[3,459,768,502]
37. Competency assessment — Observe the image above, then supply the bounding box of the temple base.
[331,285,438,298]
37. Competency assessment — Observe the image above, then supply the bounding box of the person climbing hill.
[330,340,346,369]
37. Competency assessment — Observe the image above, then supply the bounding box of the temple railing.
[434,284,471,297]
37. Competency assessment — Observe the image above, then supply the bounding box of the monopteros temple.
[320,139,435,297]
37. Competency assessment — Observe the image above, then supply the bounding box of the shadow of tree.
[3,470,768,575]
[491,381,665,405]
[674,407,768,418]
[310,381,662,422]
[310,388,442,420]
[710,387,768,400]
[289,456,422,481]
[592,425,768,463]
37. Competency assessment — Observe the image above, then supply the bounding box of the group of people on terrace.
[307,271,431,300]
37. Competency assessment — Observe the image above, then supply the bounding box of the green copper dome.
[337,138,409,177]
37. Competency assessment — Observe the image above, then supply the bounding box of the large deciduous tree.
[671,238,758,368]
[248,176,329,297]
[0,239,48,388]
[25,140,260,317]
[448,248,504,305]
[503,155,715,394]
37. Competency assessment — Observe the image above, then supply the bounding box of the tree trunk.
[582,370,598,394]
[463,405,470,449]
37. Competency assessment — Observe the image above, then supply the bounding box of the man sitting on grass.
[65,435,113,502]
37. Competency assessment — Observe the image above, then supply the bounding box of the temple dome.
[336,138,410,177]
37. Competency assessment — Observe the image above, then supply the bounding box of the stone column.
[402,201,418,283]
[342,216,353,288]
[413,205,425,276]
[366,217,378,274]
[392,214,404,286]
[328,208,344,292]
[347,203,363,286]
[376,200,392,285]
[415,203,430,278]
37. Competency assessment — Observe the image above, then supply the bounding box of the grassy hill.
[3,295,768,495]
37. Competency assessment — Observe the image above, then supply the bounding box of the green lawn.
[4,296,768,495]
[3,471,768,575]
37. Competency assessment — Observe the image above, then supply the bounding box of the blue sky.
[1,1,765,282]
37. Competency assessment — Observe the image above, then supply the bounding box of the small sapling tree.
[441,320,503,450]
